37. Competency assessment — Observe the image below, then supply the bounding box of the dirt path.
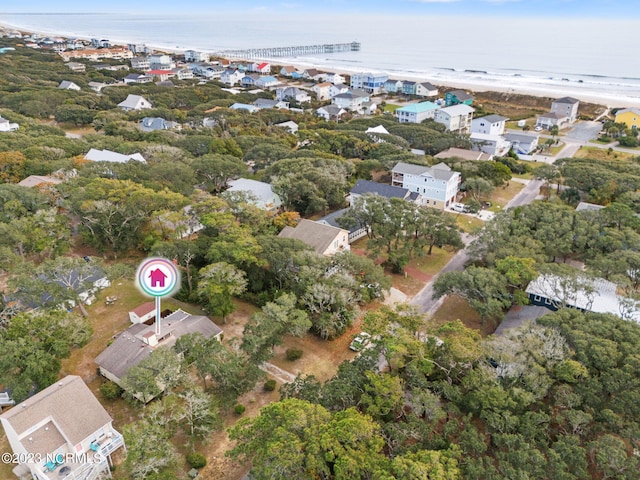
[260,362,296,383]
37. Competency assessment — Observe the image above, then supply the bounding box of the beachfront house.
[278,219,350,256]
[225,178,282,211]
[505,132,539,155]
[0,376,125,480]
[401,81,417,96]
[323,72,346,85]
[416,82,439,98]
[470,114,508,136]
[536,97,579,129]
[317,104,347,121]
[615,108,640,130]
[117,94,153,111]
[395,101,440,123]
[312,82,332,101]
[184,50,209,62]
[350,72,388,95]
[470,132,512,157]
[391,161,461,209]
[276,87,311,104]
[303,68,323,81]
[279,65,297,77]
[445,90,474,106]
[0,115,19,132]
[85,148,147,164]
[384,79,403,94]
[434,104,475,133]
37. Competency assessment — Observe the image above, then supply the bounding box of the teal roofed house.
[445,90,474,107]
[395,101,440,124]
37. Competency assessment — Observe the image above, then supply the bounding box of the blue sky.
[0,0,636,17]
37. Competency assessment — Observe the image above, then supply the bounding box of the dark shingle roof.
[350,179,409,199]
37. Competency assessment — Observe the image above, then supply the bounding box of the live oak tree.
[197,261,247,323]
[120,346,185,403]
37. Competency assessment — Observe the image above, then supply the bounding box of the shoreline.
[2,19,639,109]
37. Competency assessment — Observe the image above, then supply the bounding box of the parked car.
[349,332,371,352]
[451,203,467,213]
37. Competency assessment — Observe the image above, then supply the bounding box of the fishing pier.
[220,41,360,59]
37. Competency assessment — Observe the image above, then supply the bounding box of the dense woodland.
[1,40,640,479]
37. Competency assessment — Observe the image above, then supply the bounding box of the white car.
[349,332,371,352]
[534,126,543,131]
[451,203,467,213]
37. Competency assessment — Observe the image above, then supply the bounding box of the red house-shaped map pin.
[149,268,168,288]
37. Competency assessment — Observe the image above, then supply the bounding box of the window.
[533,295,541,302]
[545,297,551,305]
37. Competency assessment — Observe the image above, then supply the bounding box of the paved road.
[410,180,544,314]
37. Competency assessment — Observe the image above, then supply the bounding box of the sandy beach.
[2,19,639,109]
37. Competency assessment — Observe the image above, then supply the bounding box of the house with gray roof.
[348,179,421,205]
[17,175,63,188]
[138,117,179,132]
[123,73,153,84]
[274,120,298,134]
[471,114,508,136]
[58,80,81,91]
[253,98,289,110]
[0,375,124,480]
[95,309,223,389]
[278,219,350,256]
[434,104,475,133]
[225,178,282,211]
[537,97,579,129]
[504,132,539,155]
[276,86,311,103]
[391,161,461,209]
[318,208,368,243]
[434,147,491,161]
[117,94,152,111]
[84,148,146,164]
[317,104,347,121]
[416,82,438,98]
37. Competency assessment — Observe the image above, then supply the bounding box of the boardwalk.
[220,41,361,59]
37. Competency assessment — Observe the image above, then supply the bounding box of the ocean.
[2,12,640,106]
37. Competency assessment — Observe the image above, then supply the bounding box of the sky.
[0,0,637,18]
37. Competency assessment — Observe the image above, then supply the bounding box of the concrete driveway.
[565,121,602,142]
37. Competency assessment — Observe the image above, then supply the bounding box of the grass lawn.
[488,181,525,210]
[383,103,400,113]
[430,295,496,337]
[455,214,485,234]
[573,146,637,161]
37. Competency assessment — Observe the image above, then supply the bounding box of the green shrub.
[285,348,304,361]
[263,379,277,391]
[234,404,246,415]
[100,381,123,401]
[186,452,207,469]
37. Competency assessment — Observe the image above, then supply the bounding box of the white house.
[317,104,347,121]
[505,132,539,155]
[391,161,461,209]
[230,103,260,113]
[129,301,156,324]
[220,69,244,86]
[123,73,153,84]
[332,89,370,112]
[0,115,19,132]
[469,132,512,157]
[348,179,421,205]
[0,376,125,480]
[278,219,350,256]
[274,120,298,134]
[84,148,147,164]
[184,50,209,62]
[225,178,282,211]
[276,87,311,103]
[253,98,289,110]
[58,80,81,91]
[255,75,278,88]
[395,101,440,124]
[471,114,508,136]
[329,84,350,98]
[148,54,174,70]
[117,94,153,111]
[130,56,151,70]
[312,82,332,101]
[416,82,438,98]
[434,104,475,133]
[323,72,346,85]
[536,97,579,129]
